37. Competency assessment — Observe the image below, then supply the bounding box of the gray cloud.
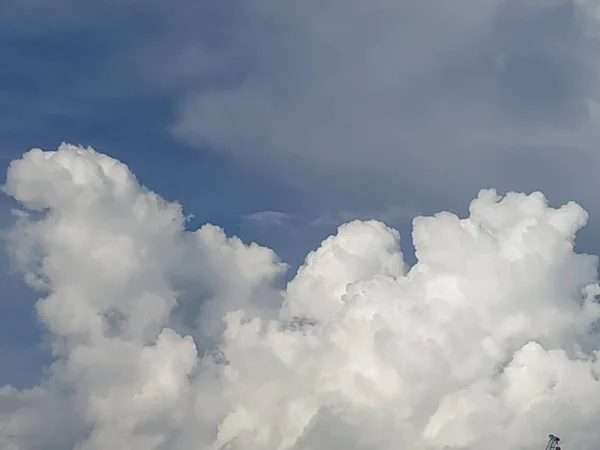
[310,205,420,228]
[161,0,600,203]
[4,0,600,217]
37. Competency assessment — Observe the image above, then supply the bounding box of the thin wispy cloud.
[242,211,291,228]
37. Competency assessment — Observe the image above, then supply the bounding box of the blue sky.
[3,0,600,389]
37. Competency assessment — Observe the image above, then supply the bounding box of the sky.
[3,1,600,449]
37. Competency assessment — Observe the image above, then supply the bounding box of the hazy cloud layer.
[310,205,420,228]
[2,144,600,449]
[162,0,600,200]
[242,211,291,228]
[5,0,600,206]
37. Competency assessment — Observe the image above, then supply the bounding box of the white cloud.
[2,144,600,449]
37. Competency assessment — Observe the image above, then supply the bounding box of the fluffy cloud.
[3,144,600,449]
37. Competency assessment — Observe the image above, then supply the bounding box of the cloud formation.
[7,0,599,200]
[2,144,600,449]
[162,0,600,202]
[6,0,600,236]
[310,205,419,228]
[242,211,291,228]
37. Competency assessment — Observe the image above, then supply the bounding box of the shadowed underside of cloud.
[2,144,600,449]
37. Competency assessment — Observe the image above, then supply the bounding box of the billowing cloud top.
[2,144,600,449]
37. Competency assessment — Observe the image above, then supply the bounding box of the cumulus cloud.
[2,144,600,449]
